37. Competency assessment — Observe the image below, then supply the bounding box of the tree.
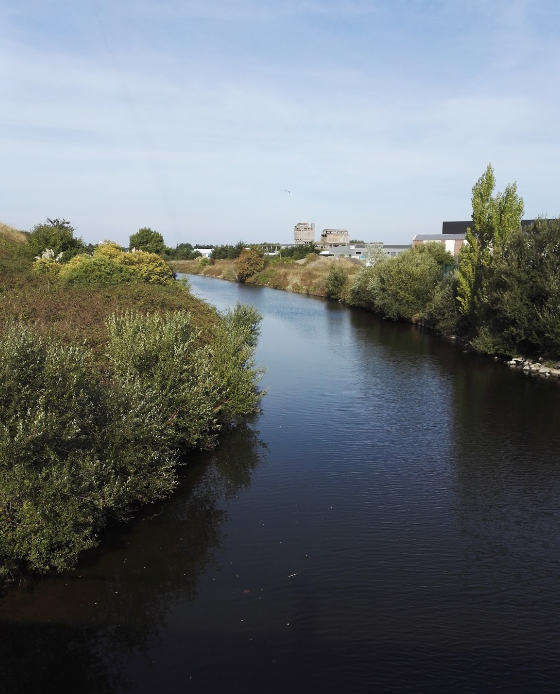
[325,264,348,300]
[234,247,265,282]
[27,218,83,262]
[456,164,524,321]
[129,227,166,255]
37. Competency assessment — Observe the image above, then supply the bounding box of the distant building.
[318,242,411,261]
[412,234,465,257]
[320,229,350,246]
[382,244,409,258]
[196,248,213,258]
[294,222,315,244]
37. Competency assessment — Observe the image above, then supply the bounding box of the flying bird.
[283,189,290,193]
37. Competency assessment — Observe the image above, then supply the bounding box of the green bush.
[0,306,264,577]
[474,218,560,357]
[27,218,84,262]
[426,272,461,335]
[325,263,348,300]
[129,227,167,255]
[57,242,173,287]
[59,254,136,287]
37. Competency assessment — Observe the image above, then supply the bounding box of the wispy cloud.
[2,0,559,243]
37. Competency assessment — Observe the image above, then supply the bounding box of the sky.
[1,0,559,246]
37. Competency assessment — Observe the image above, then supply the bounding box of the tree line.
[330,164,560,360]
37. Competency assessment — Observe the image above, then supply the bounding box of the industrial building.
[294,222,315,244]
[320,229,350,246]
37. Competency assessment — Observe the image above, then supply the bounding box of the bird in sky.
[283,189,290,193]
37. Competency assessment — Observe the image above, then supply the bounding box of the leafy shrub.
[325,263,348,300]
[0,326,105,573]
[27,218,83,262]
[57,242,173,287]
[129,227,167,255]
[426,272,461,335]
[59,253,136,287]
[0,305,264,577]
[475,218,560,357]
[234,247,265,283]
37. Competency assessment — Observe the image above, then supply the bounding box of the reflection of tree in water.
[0,421,267,694]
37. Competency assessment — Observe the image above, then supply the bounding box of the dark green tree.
[27,218,83,262]
[129,227,166,255]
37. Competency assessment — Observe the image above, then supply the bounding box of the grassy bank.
[169,255,362,298]
[0,225,264,580]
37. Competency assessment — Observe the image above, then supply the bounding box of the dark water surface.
[2,276,560,693]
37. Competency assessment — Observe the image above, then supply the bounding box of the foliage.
[426,272,462,335]
[0,306,264,577]
[129,227,167,255]
[457,164,524,322]
[211,242,246,260]
[27,218,84,262]
[325,263,348,300]
[413,242,454,267]
[348,247,442,320]
[164,242,202,260]
[59,253,136,287]
[473,218,560,357]
[32,249,63,279]
[234,247,265,282]
[279,243,319,260]
[58,242,173,287]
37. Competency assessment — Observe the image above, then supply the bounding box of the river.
[2,275,560,693]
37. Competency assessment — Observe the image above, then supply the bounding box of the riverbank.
[0,226,264,580]
[169,253,560,377]
[169,255,361,298]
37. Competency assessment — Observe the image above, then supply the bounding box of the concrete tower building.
[294,222,315,244]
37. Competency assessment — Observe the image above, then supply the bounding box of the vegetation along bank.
[171,165,560,365]
[0,220,264,581]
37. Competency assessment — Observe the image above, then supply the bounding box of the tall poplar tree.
[456,164,524,321]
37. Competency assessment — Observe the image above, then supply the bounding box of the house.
[412,234,465,257]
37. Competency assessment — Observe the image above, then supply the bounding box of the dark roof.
[442,220,537,235]
[415,234,465,241]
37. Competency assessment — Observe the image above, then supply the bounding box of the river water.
[2,275,560,693]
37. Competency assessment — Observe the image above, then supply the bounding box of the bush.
[27,218,83,262]
[59,254,136,287]
[475,218,560,357]
[426,272,461,335]
[0,306,264,577]
[129,227,166,255]
[325,263,348,300]
[57,242,173,287]
[234,247,265,283]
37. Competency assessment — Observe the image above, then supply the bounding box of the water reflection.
[0,422,267,694]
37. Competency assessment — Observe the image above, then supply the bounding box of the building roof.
[442,220,537,235]
[415,234,465,241]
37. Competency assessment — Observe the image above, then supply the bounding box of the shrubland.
[0,221,264,579]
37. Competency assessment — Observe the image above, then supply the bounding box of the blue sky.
[2,0,559,246]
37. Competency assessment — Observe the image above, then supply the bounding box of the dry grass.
[0,221,28,245]
[170,255,362,300]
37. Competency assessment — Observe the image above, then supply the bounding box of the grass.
[169,255,362,298]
